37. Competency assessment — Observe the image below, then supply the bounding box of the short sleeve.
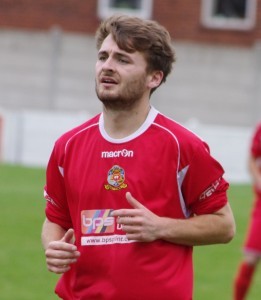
[251,123,261,158]
[181,142,228,215]
[44,145,72,230]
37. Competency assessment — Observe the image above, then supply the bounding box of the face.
[95,34,151,111]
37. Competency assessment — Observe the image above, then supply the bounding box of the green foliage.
[0,164,259,299]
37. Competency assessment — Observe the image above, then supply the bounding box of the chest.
[63,132,182,216]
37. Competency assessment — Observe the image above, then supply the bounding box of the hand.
[111,192,161,242]
[45,229,80,274]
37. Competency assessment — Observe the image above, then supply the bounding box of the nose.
[101,56,115,72]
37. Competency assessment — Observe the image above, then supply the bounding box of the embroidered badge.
[104,165,127,190]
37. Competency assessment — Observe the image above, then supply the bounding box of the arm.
[154,202,235,246]
[112,192,235,246]
[248,155,261,191]
[41,218,80,274]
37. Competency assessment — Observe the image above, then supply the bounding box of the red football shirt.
[251,122,261,158]
[250,122,261,197]
[244,123,261,254]
[44,107,228,299]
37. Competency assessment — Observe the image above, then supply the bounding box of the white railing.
[0,109,252,183]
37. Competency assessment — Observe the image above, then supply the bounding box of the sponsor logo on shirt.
[199,178,221,200]
[81,234,133,246]
[81,209,116,234]
[101,149,134,158]
[81,209,134,246]
[104,165,128,190]
[44,190,59,207]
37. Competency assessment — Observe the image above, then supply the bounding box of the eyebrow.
[98,50,133,60]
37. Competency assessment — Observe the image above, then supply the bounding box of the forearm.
[156,204,235,246]
[41,219,80,274]
[41,218,67,250]
[249,156,261,186]
[113,193,235,246]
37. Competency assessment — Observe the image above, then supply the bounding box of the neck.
[102,102,151,139]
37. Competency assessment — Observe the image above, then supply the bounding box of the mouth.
[100,76,118,85]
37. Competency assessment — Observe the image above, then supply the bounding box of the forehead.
[99,34,145,61]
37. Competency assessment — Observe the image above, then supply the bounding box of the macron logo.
[101,149,134,158]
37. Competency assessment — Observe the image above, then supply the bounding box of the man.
[234,122,261,300]
[42,15,235,299]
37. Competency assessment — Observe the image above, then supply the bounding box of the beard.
[95,73,148,111]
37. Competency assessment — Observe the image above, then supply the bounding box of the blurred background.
[0,0,261,182]
[0,0,260,182]
[0,1,261,299]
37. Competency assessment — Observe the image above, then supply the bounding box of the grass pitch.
[0,163,260,299]
[0,164,57,300]
[194,184,261,299]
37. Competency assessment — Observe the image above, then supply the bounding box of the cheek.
[95,69,101,83]
[95,62,102,74]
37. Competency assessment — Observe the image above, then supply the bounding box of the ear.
[147,70,164,90]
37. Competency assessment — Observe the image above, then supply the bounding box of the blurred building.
[0,0,259,180]
[0,0,261,126]
[0,0,260,126]
[0,0,260,46]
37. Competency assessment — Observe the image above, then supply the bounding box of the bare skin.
[112,192,235,246]
[42,191,235,274]
[95,34,163,139]
[42,221,80,274]
[42,34,235,274]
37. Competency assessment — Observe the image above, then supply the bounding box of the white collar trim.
[99,106,158,143]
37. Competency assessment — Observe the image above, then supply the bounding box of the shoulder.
[255,122,261,135]
[251,122,261,146]
[55,114,100,151]
[251,122,261,156]
[153,112,206,150]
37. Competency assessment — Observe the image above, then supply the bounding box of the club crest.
[104,165,127,190]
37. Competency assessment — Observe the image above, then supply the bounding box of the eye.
[98,53,107,61]
[118,58,128,64]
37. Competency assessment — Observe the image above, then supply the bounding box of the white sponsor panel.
[81,234,136,246]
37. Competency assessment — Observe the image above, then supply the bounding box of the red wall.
[153,0,260,46]
[0,0,260,46]
[0,0,99,32]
